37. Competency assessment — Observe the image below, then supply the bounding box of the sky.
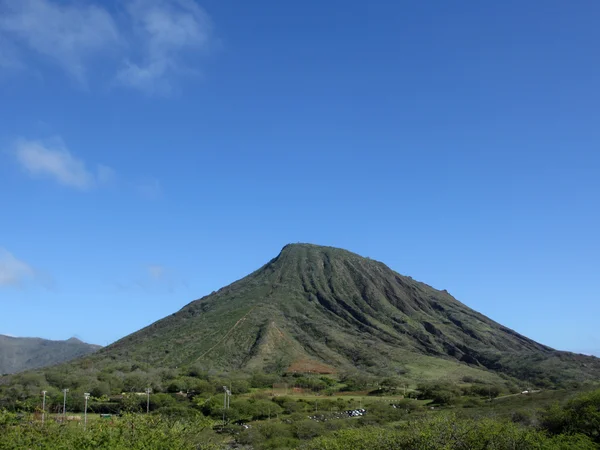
[0,0,598,356]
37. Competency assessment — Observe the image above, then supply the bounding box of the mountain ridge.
[0,335,101,375]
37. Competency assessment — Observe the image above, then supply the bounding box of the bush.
[511,410,533,426]
[0,413,218,450]
[233,398,282,421]
[465,384,502,398]
[89,382,111,398]
[150,393,178,410]
[417,382,461,405]
[461,397,484,408]
[231,380,250,394]
[250,373,280,389]
[153,406,200,419]
[301,414,597,450]
[293,419,322,440]
[339,372,376,391]
[360,401,406,425]
[541,390,600,443]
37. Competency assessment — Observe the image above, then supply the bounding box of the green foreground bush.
[0,412,219,450]
[301,415,596,450]
[3,389,600,449]
[541,389,600,443]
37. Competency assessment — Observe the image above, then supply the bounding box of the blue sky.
[0,0,598,355]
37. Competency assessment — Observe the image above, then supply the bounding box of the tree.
[377,377,403,394]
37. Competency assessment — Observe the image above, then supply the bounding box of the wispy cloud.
[0,0,119,84]
[0,0,214,94]
[116,0,212,95]
[13,137,115,190]
[114,264,187,294]
[0,248,34,287]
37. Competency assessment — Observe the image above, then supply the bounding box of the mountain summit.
[97,244,599,384]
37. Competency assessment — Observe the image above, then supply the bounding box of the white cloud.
[0,0,120,83]
[0,0,214,93]
[14,137,115,190]
[0,248,34,287]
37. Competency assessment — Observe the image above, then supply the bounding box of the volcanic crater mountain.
[94,244,598,385]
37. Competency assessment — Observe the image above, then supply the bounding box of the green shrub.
[541,389,600,443]
[0,413,218,450]
[293,419,323,440]
[301,414,596,450]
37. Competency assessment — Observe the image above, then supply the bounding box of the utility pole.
[41,391,47,425]
[222,386,228,426]
[62,389,69,421]
[145,388,152,413]
[83,393,90,431]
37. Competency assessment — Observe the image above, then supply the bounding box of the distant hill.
[89,243,600,386]
[0,335,101,374]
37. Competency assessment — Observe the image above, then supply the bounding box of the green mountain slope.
[90,244,599,385]
[0,335,101,374]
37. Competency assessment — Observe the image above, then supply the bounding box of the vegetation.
[541,390,600,443]
[2,388,600,449]
[302,416,596,450]
[0,412,219,450]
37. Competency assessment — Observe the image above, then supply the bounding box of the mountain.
[91,244,599,385]
[0,335,101,374]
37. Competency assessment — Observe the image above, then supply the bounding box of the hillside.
[88,244,600,385]
[0,335,101,374]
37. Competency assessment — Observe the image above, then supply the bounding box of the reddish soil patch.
[286,358,336,374]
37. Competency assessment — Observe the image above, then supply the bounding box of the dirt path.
[194,306,257,362]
